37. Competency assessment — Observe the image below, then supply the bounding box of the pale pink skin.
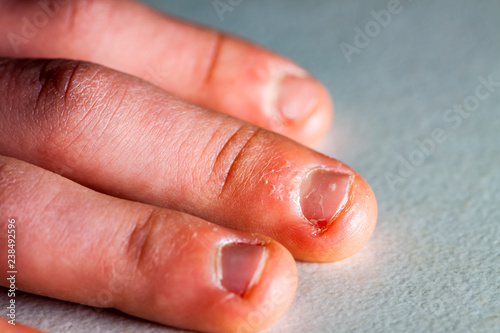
[0,156,297,332]
[0,0,332,147]
[0,1,377,332]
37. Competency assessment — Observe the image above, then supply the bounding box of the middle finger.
[0,58,377,262]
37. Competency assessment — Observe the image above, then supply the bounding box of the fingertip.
[208,236,298,333]
[298,169,378,262]
[117,216,298,333]
[286,156,377,262]
[215,131,377,263]
[201,90,372,263]
[236,239,298,332]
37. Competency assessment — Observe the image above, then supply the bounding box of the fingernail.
[277,75,318,123]
[300,169,352,229]
[219,243,266,296]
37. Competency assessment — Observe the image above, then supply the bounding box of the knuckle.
[0,157,13,207]
[33,59,86,122]
[201,33,224,86]
[124,208,163,273]
[0,158,26,247]
[31,59,92,150]
[0,58,123,172]
[121,210,200,280]
[0,157,48,227]
[61,0,112,37]
[18,59,95,133]
[28,59,123,160]
[204,124,264,198]
[0,157,31,209]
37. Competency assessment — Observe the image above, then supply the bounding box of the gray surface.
[2,0,499,332]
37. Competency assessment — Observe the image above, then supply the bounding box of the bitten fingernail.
[219,243,266,296]
[300,169,352,229]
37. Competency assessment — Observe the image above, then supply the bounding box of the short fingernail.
[219,243,266,296]
[277,76,318,123]
[300,169,352,229]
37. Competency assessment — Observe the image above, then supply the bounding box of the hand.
[0,1,377,332]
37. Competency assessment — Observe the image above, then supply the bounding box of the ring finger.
[0,155,297,333]
[0,0,333,146]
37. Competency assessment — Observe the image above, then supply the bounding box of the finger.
[0,318,45,333]
[0,58,376,262]
[0,0,332,146]
[0,155,297,333]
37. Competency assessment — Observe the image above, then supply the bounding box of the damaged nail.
[219,243,266,296]
[300,169,352,229]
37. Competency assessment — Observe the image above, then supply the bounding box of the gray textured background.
[1,0,499,332]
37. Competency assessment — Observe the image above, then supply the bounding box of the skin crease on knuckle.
[0,59,89,164]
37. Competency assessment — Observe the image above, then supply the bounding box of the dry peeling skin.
[216,131,378,263]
